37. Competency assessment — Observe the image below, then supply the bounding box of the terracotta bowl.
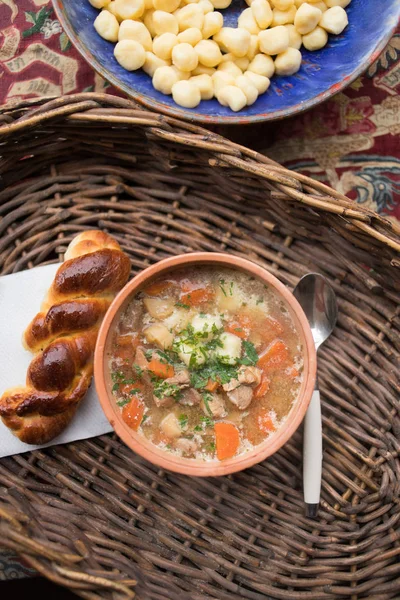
[94,253,317,476]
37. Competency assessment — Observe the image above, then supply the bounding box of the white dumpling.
[214,332,242,364]
[191,314,223,338]
[177,340,207,367]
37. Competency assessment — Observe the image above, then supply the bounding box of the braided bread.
[0,231,131,445]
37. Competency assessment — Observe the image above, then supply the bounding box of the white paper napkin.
[0,264,113,458]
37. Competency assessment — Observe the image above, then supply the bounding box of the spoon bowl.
[293,274,338,350]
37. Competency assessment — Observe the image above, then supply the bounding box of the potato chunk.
[215,281,242,312]
[143,297,175,319]
[144,323,174,348]
[160,413,181,438]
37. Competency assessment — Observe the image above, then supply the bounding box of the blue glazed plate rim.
[52,0,400,125]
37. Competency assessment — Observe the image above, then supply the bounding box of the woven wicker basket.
[0,93,399,600]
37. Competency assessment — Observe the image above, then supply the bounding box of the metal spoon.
[293,273,338,518]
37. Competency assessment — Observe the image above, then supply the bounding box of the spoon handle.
[303,387,322,518]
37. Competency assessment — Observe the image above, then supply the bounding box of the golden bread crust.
[0,230,130,445]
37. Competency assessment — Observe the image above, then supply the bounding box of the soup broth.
[108,267,303,461]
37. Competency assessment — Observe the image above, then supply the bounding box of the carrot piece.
[143,280,175,296]
[214,422,240,461]
[121,397,144,431]
[181,286,214,306]
[254,373,270,398]
[258,339,289,370]
[114,333,139,360]
[258,409,276,434]
[205,378,219,392]
[148,358,174,379]
[225,315,251,339]
[115,346,134,361]
[256,316,285,345]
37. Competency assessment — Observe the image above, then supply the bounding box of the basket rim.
[0,92,399,258]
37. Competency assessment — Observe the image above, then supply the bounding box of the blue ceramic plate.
[52,0,400,124]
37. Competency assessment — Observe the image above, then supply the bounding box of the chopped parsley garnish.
[178,414,188,429]
[256,298,264,305]
[133,364,143,377]
[144,349,153,360]
[240,341,259,366]
[128,388,141,395]
[153,379,182,400]
[116,397,131,407]
[141,414,149,424]
[156,349,175,364]
[111,370,138,391]
[111,370,125,383]
[207,441,216,452]
[219,279,227,297]
[175,301,190,309]
[229,281,234,296]
[194,425,203,432]
[200,415,214,427]
[190,361,239,389]
[189,351,200,370]
[199,312,207,318]
[204,338,224,352]
[202,392,214,417]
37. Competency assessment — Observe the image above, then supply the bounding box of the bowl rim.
[52,0,399,125]
[94,252,317,476]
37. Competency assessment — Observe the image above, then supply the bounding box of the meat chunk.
[134,347,153,386]
[153,394,175,408]
[179,387,201,406]
[201,393,227,419]
[222,365,262,392]
[119,300,143,334]
[222,377,240,392]
[227,385,253,410]
[176,438,198,456]
[238,366,262,387]
[134,347,149,370]
[164,368,190,387]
